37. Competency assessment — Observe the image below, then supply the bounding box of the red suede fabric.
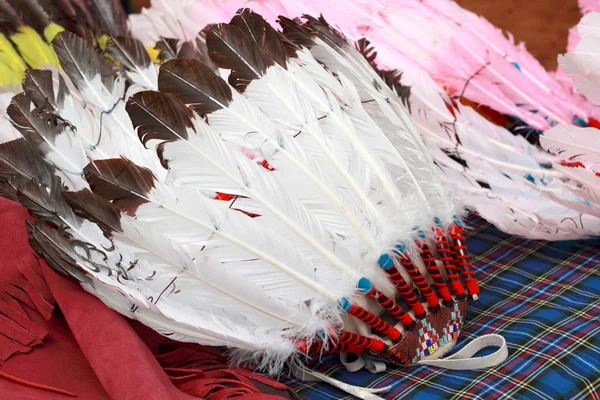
[0,198,295,400]
[43,265,190,400]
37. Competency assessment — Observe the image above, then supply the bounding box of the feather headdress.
[146,0,595,131]
[0,7,510,389]
[160,0,600,240]
[537,12,600,220]
[358,41,600,239]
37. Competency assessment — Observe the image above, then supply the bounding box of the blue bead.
[433,217,442,226]
[395,243,406,254]
[338,298,352,312]
[378,254,394,270]
[357,277,373,293]
[573,116,588,127]
[414,229,426,239]
[525,173,535,184]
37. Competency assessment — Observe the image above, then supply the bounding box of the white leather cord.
[290,358,392,400]
[417,334,508,370]
[290,334,508,399]
[340,353,387,373]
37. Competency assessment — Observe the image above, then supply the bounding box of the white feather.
[541,125,600,169]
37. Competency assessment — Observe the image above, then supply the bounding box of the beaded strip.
[416,238,453,304]
[395,244,440,310]
[448,222,480,299]
[296,219,479,359]
[433,226,466,298]
[338,299,402,341]
[295,330,387,355]
[358,278,415,329]
[378,254,427,319]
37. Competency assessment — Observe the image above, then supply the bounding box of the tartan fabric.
[282,216,600,400]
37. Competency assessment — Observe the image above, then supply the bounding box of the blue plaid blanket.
[282,216,600,400]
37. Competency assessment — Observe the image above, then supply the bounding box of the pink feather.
[380,0,593,127]
[235,0,594,129]
[579,0,600,14]
[128,1,600,236]
[568,26,581,54]
[542,125,600,170]
[134,0,595,130]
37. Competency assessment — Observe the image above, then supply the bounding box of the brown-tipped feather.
[177,36,218,73]
[0,138,55,186]
[46,0,127,38]
[176,25,220,72]
[27,220,90,283]
[84,158,156,216]
[0,1,22,33]
[83,0,127,38]
[23,69,69,110]
[40,0,88,38]
[230,8,288,68]
[106,36,152,72]
[7,93,63,149]
[154,37,179,62]
[158,58,232,116]
[300,14,347,49]
[52,32,120,96]
[127,91,195,148]
[5,0,50,35]
[278,16,315,48]
[356,38,412,109]
[15,176,76,229]
[207,22,273,91]
[177,41,200,61]
[63,188,122,235]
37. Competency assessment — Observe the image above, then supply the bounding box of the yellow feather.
[0,33,27,85]
[0,61,24,85]
[97,35,110,51]
[43,23,65,43]
[11,26,59,69]
[147,45,160,64]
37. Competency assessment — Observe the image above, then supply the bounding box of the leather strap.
[417,334,508,370]
[290,334,508,399]
[289,359,392,400]
[340,353,387,373]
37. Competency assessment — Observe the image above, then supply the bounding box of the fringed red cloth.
[156,343,301,400]
[0,197,300,399]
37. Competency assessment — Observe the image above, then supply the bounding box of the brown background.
[131,0,583,69]
[456,0,581,69]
